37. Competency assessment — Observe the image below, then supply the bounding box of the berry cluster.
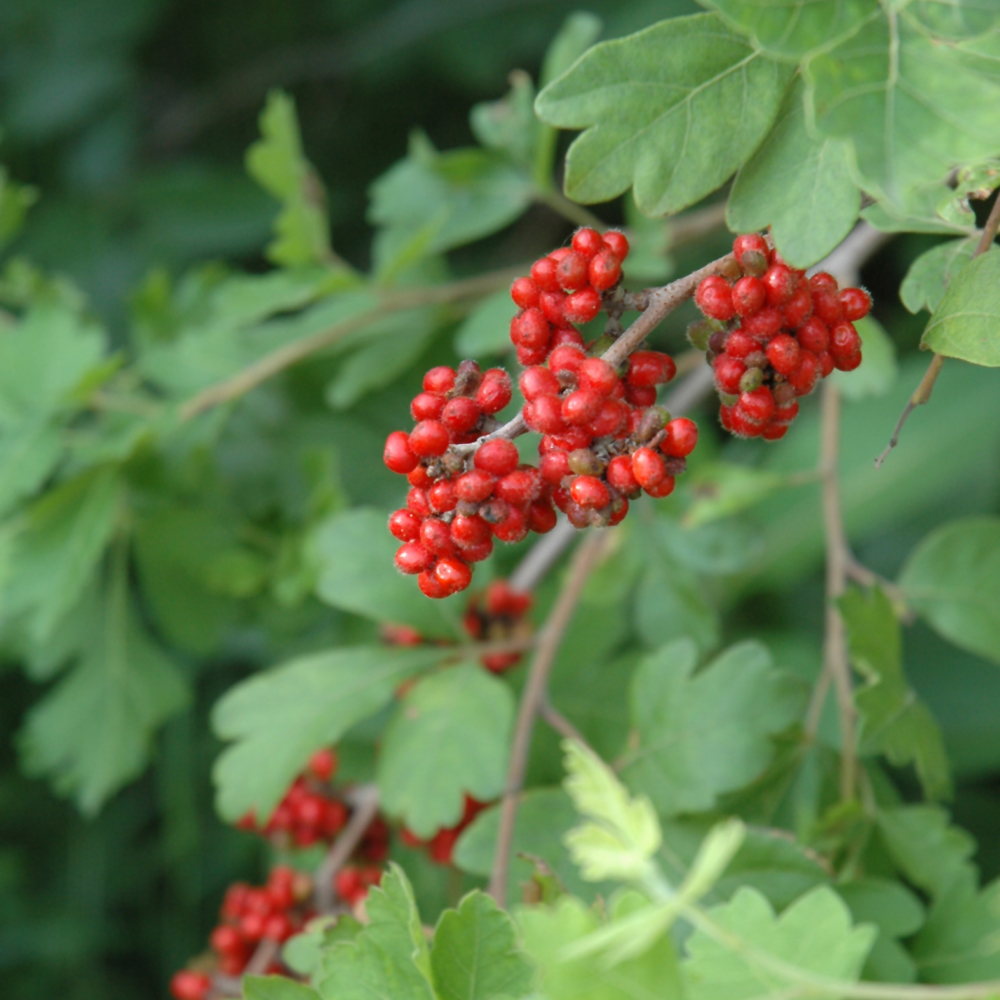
[693,233,871,440]
[400,795,488,866]
[385,227,697,598]
[333,864,384,907]
[463,579,533,673]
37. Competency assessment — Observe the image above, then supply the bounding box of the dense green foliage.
[3,2,1000,999]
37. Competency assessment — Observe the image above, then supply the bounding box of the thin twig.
[313,784,380,913]
[876,193,1000,468]
[533,187,607,231]
[488,530,612,905]
[539,699,593,752]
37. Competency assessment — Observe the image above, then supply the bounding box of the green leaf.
[837,878,924,983]
[518,894,684,1000]
[314,508,462,640]
[921,250,1000,365]
[900,237,979,315]
[318,865,436,1000]
[840,586,951,799]
[938,159,1000,226]
[212,644,444,822]
[369,136,533,278]
[876,805,977,898]
[0,466,122,644]
[862,183,976,236]
[535,14,793,215]
[470,71,540,172]
[540,12,604,88]
[728,80,859,268]
[243,976,321,1000]
[807,9,1000,206]
[454,289,515,359]
[562,740,662,884]
[684,463,799,527]
[683,886,876,1000]
[702,0,877,60]
[0,418,63,521]
[18,572,188,815]
[377,665,513,838]
[430,892,534,1000]
[898,517,1000,665]
[246,90,334,268]
[621,639,805,816]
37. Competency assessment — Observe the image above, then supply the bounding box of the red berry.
[428,479,458,514]
[645,475,676,498]
[724,329,756,359]
[524,394,566,435]
[240,911,267,941]
[562,388,603,425]
[830,321,861,358]
[418,569,451,599]
[576,357,617,396]
[383,431,419,474]
[732,276,766,316]
[511,277,539,310]
[540,450,572,486]
[761,422,788,441]
[713,353,746,395]
[632,447,666,490]
[462,538,494,562]
[572,227,604,258]
[423,366,456,394]
[625,383,657,408]
[527,500,557,533]
[733,233,769,268]
[429,827,460,866]
[451,514,491,548]
[410,392,445,421]
[540,290,567,325]
[766,334,801,377]
[170,971,212,1000]
[520,366,561,400]
[788,351,820,395]
[570,475,610,509]
[388,508,422,542]
[809,272,838,294]
[729,406,762,438]
[308,748,337,782]
[834,350,862,372]
[530,257,560,293]
[405,486,430,517]
[556,252,590,291]
[263,912,294,943]
[739,386,775,424]
[475,439,520,476]
[435,557,472,594]
[441,397,481,434]
[419,518,454,555]
[408,465,433,487]
[492,505,528,543]
[210,924,245,956]
[516,344,549,367]
[662,418,698,458]
[321,799,348,836]
[796,316,830,353]
[742,306,784,341]
[496,468,542,506]
[695,275,736,321]
[589,251,622,291]
[762,264,796,306]
[812,288,844,326]
[627,350,675,387]
[548,344,586,377]
[783,283,813,327]
[587,398,628,437]
[563,287,602,324]
[455,469,495,502]
[551,325,586,349]
[476,370,512,414]
[602,230,630,260]
[840,287,871,321]
[395,542,433,575]
[513,308,551,349]
[409,420,450,457]
[607,454,640,494]
[546,426,592,450]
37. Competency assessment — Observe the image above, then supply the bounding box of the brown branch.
[539,699,593,752]
[488,529,612,906]
[876,193,1000,468]
[313,783,380,913]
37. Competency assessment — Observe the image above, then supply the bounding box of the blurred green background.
[1,1,998,998]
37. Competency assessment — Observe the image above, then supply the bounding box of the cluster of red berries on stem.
[400,795,489,866]
[463,579,533,673]
[384,227,699,598]
[693,233,871,440]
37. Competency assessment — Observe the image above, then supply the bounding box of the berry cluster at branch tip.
[384,228,698,598]
[692,233,871,440]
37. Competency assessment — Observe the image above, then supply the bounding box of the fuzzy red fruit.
[783,283,813,327]
[451,515,492,549]
[834,351,862,372]
[439,397,479,435]
[809,272,838,294]
[645,475,676,498]
[587,398,628,437]
[796,315,830,353]
[551,326,586,350]
[556,252,590,291]
[695,275,736,321]
[761,422,788,441]
[628,350,675,386]
[420,518,454,555]
[455,469,495,503]
[602,230,630,260]
[423,366,456,394]
[762,264,796,306]
[572,227,604,258]
[739,386,776,424]
[476,370,512,414]
[632,447,666,490]
[724,329,757,359]
[321,799,348,836]
[418,569,451,599]
[264,912,295,943]
[577,357,619,396]
[562,388,603,425]
[742,306,784,341]
[516,343,549,367]
[766,333,801,377]
[816,350,835,377]
[395,543,433,575]
[408,466,432,488]
[309,748,338,782]
[496,468,542,506]
[733,233,769,268]
[170,971,212,1000]
[625,384,657,408]
[570,475,610,509]
[427,480,457,514]
[812,288,844,327]
[589,251,622,291]
[435,557,472,594]
[409,420,450,457]
[410,392,445,421]
[563,286,602,324]
[606,454,641,494]
[492,505,528,543]
[840,287,871,321]
[530,257,560,293]
[732,275,766,316]
[210,924,245,955]
[475,439,520,477]
[540,290,568,326]
[830,321,861,359]
[527,500,558,533]
[662,417,699,458]
[510,276,539,310]
[513,308,551,349]
[540,450,572,487]
[546,426,592,451]
[520,366,561,401]
[729,406,762,438]
[548,344,586,378]
[713,353,747,395]
[788,351,820,395]
[383,431,419,474]
[389,508,422,542]
[524,394,565,435]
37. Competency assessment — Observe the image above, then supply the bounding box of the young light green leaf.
[246,90,334,269]
[212,645,444,822]
[684,464,800,528]
[683,886,876,1000]
[921,250,1000,366]
[377,665,513,838]
[518,894,683,1000]
[728,79,859,268]
[318,865,436,1000]
[454,289,516,358]
[807,9,1000,206]
[430,892,534,1000]
[314,508,462,640]
[937,159,1000,227]
[562,740,661,884]
[18,575,188,815]
[702,0,877,60]
[243,976,321,1000]
[900,237,978,315]
[535,14,793,215]
[898,517,1000,665]
[681,819,747,904]
[840,586,951,800]
[621,640,805,816]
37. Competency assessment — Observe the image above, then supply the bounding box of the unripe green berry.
[740,250,768,277]
[739,368,764,393]
[568,448,604,476]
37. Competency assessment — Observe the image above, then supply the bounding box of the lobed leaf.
[900,237,978,315]
[921,250,1000,366]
